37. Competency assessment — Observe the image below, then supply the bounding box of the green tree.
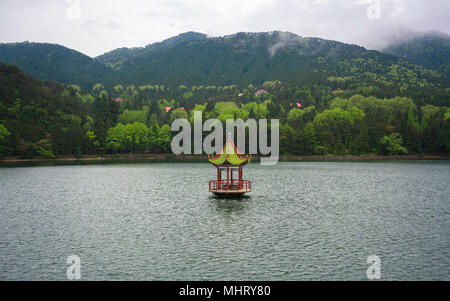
[31,134,55,159]
[85,130,100,153]
[170,108,188,123]
[303,123,317,155]
[155,124,172,153]
[0,123,10,155]
[127,122,150,153]
[287,108,304,129]
[379,133,408,155]
[279,123,294,155]
[118,110,147,125]
[313,106,365,155]
[113,85,124,94]
[105,123,128,153]
[92,83,105,93]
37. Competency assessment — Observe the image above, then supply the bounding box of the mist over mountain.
[102,31,440,88]
[383,31,450,74]
[0,31,447,90]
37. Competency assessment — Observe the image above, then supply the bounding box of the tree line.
[0,64,449,159]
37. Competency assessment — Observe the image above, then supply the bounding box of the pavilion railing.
[209,180,251,191]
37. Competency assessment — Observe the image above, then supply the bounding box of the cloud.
[268,32,303,58]
[0,0,448,57]
[82,19,125,33]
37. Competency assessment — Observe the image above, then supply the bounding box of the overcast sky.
[0,0,449,57]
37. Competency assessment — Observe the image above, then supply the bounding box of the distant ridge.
[383,31,450,74]
[96,31,208,69]
[0,31,447,89]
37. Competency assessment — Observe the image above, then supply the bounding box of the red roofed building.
[332,90,344,95]
[115,98,123,103]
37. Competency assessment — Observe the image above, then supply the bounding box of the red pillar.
[226,167,229,189]
[239,167,243,189]
[217,167,221,189]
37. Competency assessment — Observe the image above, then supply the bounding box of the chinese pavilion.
[208,139,251,196]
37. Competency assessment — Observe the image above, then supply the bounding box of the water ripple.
[0,161,449,280]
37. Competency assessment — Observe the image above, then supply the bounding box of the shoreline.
[1,154,448,163]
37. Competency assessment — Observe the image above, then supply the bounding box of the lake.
[0,161,449,280]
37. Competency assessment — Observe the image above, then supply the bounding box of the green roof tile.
[208,140,250,166]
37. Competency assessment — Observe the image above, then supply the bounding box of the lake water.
[0,161,449,280]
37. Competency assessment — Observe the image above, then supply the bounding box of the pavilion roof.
[208,139,251,166]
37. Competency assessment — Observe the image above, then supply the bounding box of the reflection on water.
[0,161,449,280]
[210,196,251,216]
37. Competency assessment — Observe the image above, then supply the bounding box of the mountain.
[0,42,111,89]
[0,31,446,90]
[104,31,444,88]
[96,31,207,69]
[383,32,450,74]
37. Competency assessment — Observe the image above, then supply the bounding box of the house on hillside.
[332,90,344,95]
[255,89,268,97]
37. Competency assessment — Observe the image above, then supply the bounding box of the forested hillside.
[0,42,111,89]
[0,63,118,158]
[1,31,447,90]
[0,31,449,159]
[0,62,448,159]
[103,32,445,89]
[384,32,450,75]
[96,31,207,69]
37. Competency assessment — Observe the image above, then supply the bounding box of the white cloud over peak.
[0,0,448,57]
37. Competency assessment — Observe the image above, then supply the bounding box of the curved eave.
[208,154,251,167]
[208,139,251,166]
